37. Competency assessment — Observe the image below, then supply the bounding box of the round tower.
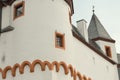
[11,0,74,63]
[0,0,76,80]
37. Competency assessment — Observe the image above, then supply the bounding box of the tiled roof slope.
[88,13,114,41]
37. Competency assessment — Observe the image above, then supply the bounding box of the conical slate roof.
[88,13,115,42]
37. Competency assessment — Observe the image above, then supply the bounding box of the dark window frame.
[55,32,65,50]
[105,46,112,58]
[14,1,25,20]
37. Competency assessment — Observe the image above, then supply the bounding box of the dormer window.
[55,32,65,49]
[105,46,112,58]
[14,1,25,20]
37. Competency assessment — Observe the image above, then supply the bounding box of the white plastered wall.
[95,40,118,62]
[2,6,10,29]
[0,0,119,80]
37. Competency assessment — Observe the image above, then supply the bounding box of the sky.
[72,0,120,53]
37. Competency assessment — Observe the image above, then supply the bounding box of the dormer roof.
[88,13,115,43]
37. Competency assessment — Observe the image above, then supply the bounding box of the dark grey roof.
[89,39,101,51]
[88,13,114,41]
[72,24,103,52]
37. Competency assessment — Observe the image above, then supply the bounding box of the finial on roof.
[92,5,95,13]
[88,11,115,42]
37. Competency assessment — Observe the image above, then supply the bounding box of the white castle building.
[0,0,119,80]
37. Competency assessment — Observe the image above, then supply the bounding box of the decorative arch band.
[0,59,92,80]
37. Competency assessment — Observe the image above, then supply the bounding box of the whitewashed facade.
[0,0,119,80]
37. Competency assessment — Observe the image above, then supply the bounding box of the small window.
[14,1,25,20]
[105,46,112,58]
[55,32,65,49]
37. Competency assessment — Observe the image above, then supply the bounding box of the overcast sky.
[72,0,120,53]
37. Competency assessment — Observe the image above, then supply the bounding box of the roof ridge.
[88,13,115,41]
[93,13,100,37]
[94,13,111,39]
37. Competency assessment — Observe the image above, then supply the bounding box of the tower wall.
[0,0,73,66]
[2,6,10,29]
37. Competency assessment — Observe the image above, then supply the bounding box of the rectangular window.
[55,32,65,49]
[105,46,112,58]
[14,1,25,20]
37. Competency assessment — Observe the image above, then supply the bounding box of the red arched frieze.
[59,61,69,74]
[77,72,83,80]
[88,77,92,80]
[83,75,88,80]
[20,61,32,74]
[68,64,74,77]
[43,61,53,71]
[31,59,46,71]
[12,63,21,76]
[73,69,77,80]
[52,61,60,72]
[0,59,92,80]
[2,66,12,79]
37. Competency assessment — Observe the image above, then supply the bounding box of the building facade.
[0,0,119,80]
